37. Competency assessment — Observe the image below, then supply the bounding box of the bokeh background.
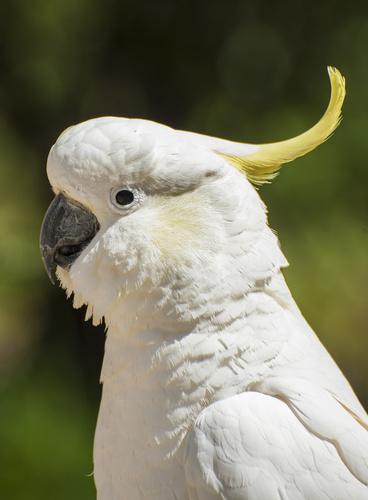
[0,1,367,498]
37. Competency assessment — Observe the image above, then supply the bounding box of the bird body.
[40,68,368,499]
[94,267,367,499]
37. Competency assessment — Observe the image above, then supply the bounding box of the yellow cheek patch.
[151,193,205,257]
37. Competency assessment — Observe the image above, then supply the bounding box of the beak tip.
[47,269,57,286]
[40,244,57,286]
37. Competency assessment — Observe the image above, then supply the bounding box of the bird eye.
[114,190,134,206]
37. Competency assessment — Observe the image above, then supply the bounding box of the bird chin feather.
[56,266,105,326]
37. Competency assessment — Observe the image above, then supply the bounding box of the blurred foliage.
[0,0,367,498]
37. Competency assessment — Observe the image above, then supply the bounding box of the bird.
[40,67,368,500]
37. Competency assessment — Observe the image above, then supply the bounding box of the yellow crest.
[220,67,345,185]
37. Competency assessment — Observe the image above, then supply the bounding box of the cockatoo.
[40,67,368,499]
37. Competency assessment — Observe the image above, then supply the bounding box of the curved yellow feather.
[221,67,346,185]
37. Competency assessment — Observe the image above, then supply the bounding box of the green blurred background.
[0,1,367,498]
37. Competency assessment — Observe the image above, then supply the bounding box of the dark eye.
[115,190,134,206]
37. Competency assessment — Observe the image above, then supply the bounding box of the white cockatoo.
[40,67,368,499]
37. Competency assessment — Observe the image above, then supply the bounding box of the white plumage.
[42,68,367,499]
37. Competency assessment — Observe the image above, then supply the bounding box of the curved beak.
[40,193,100,284]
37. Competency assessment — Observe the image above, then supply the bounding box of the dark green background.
[0,1,367,498]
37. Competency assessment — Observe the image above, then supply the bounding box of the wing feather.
[184,391,368,499]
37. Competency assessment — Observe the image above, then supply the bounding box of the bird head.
[40,67,345,329]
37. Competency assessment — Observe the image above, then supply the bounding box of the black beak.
[40,193,100,284]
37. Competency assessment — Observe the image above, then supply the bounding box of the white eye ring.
[109,187,144,211]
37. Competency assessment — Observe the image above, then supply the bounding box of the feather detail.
[220,66,346,184]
